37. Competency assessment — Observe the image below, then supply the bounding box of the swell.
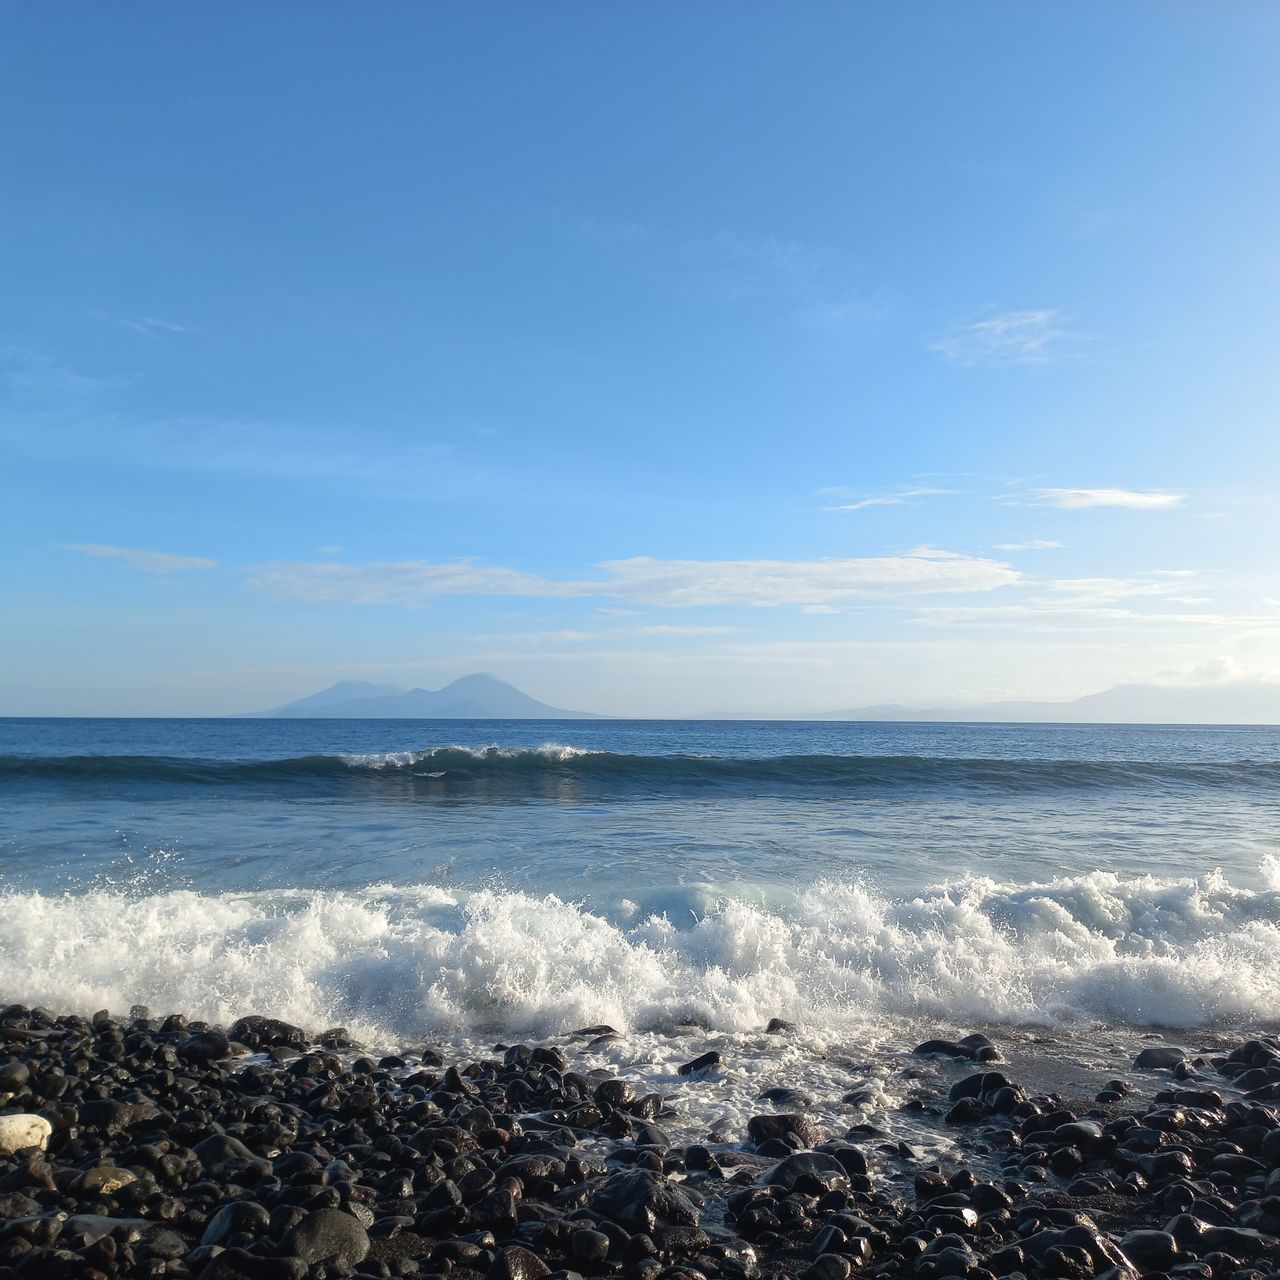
[3,745,1278,794]
[2,869,1279,1042]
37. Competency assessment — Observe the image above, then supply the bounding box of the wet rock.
[1133,1046,1187,1071]
[747,1112,823,1147]
[229,1015,310,1050]
[678,1051,721,1075]
[761,1151,851,1191]
[588,1167,699,1233]
[178,1027,232,1063]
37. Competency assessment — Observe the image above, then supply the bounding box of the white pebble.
[0,1113,51,1153]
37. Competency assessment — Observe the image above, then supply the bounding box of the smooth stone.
[747,1112,823,1147]
[281,1207,370,1266]
[678,1051,721,1075]
[0,1061,30,1091]
[761,1151,850,1191]
[1133,1046,1187,1071]
[0,1114,51,1154]
[1120,1230,1180,1269]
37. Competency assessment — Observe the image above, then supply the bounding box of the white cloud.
[632,624,739,636]
[823,487,951,512]
[253,560,570,605]
[932,309,1074,366]
[993,539,1063,551]
[98,313,192,338]
[1036,487,1183,510]
[66,544,217,573]
[253,548,1020,610]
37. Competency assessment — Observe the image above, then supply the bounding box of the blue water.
[3,717,1280,1038]
[2,718,1279,901]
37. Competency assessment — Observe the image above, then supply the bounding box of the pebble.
[0,1003,1275,1280]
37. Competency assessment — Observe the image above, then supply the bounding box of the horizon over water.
[2,716,1280,1056]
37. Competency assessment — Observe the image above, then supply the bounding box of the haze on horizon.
[2,4,1278,720]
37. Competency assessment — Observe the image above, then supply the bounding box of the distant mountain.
[255,673,601,719]
[824,681,1280,725]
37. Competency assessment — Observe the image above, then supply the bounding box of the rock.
[200,1200,271,1249]
[77,1097,158,1131]
[948,1071,1010,1101]
[192,1133,272,1181]
[72,1166,137,1196]
[0,1114,50,1154]
[761,1151,850,1191]
[588,1167,700,1233]
[281,1207,370,1266]
[678,1051,721,1075]
[229,1015,309,1050]
[593,1078,635,1109]
[179,1028,232,1063]
[571,1229,610,1264]
[1133,1046,1187,1071]
[747,1112,823,1147]
[0,1060,30,1091]
[914,1034,999,1062]
[198,1249,308,1280]
[758,1086,814,1107]
[489,1245,552,1280]
[1120,1230,1179,1269]
[766,1017,795,1033]
[805,1255,852,1280]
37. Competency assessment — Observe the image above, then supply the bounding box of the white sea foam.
[2,870,1279,1044]
[341,743,600,770]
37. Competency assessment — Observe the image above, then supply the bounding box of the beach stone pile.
[0,1006,1278,1280]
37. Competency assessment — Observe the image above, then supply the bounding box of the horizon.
[4,4,1279,717]
[2,669,1280,725]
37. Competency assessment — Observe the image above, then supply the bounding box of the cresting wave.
[3,867,1280,1042]
[4,744,1279,794]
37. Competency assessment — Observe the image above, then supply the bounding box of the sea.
[3,717,1279,1145]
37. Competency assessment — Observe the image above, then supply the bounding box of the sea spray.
[3,869,1280,1042]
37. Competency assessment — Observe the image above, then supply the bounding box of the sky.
[2,2,1279,717]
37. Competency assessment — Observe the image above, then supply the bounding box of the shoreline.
[0,1005,1278,1279]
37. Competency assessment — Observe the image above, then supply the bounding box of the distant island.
[819,680,1280,724]
[253,673,602,719]
[251,673,1280,723]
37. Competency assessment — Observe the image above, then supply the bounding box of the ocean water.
[2,717,1280,1062]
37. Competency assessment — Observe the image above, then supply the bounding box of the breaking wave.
[4,745,1278,796]
[4,867,1280,1042]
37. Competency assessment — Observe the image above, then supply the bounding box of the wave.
[3,744,1278,795]
[4,868,1280,1042]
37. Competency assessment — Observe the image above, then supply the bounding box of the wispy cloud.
[2,347,130,403]
[66,544,217,573]
[632,624,739,636]
[823,486,951,512]
[993,539,1064,551]
[95,312,192,338]
[1036,487,1183,510]
[253,548,1020,610]
[933,309,1075,367]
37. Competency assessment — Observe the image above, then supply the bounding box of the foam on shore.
[3,866,1280,1044]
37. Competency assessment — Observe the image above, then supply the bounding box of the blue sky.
[3,2,1279,716]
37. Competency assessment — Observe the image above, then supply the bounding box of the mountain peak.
[252,673,600,719]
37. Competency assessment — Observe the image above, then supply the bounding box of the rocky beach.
[1,1004,1279,1280]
